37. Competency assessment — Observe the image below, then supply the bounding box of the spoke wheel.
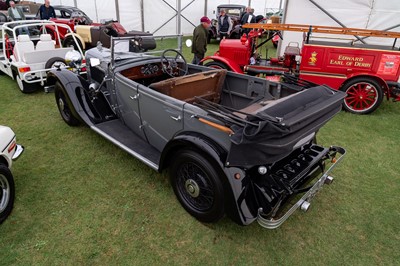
[170,150,224,223]
[341,77,383,114]
[54,82,81,126]
[0,164,15,224]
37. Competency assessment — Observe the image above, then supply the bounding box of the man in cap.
[191,16,211,65]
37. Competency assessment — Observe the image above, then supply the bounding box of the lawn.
[0,40,399,265]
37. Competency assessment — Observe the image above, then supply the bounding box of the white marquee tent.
[32,0,284,35]
[279,0,400,54]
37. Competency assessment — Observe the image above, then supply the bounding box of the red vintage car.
[202,23,400,114]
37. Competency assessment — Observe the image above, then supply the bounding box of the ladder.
[242,23,400,39]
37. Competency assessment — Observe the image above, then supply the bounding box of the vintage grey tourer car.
[46,36,346,229]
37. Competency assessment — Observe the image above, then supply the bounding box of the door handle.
[170,115,182,121]
[129,94,139,100]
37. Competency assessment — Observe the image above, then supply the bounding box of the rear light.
[19,67,31,73]
[8,140,16,153]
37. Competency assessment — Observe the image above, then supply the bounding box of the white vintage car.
[0,125,24,223]
[0,20,84,93]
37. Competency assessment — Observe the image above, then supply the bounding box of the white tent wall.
[280,0,400,55]
[32,0,284,35]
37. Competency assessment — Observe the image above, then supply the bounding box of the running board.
[91,120,160,170]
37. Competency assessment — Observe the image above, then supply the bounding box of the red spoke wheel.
[341,77,383,114]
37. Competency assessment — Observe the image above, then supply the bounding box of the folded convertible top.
[227,86,346,167]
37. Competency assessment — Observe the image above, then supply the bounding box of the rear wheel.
[170,149,225,223]
[16,75,38,94]
[0,164,15,224]
[54,82,81,126]
[341,77,383,114]
[204,61,229,70]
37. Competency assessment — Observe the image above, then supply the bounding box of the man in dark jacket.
[191,16,211,65]
[218,9,233,39]
[241,6,255,34]
[39,0,56,20]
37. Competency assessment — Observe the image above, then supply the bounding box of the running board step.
[92,120,161,170]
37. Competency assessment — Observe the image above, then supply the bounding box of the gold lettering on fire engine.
[328,55,371,67]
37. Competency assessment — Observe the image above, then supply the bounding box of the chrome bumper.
[257,146,346,229]
[12,145,24,160]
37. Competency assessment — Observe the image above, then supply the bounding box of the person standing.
[39,0,56,20]
[241,7,256,34]
[218,9,233,39]
[8,1,25,21]
[191,16,211,65]
[241,6,256,24]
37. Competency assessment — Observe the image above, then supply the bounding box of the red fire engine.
[202,23,400,114]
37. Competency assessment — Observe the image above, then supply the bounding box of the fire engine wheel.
[341,77,383,114]
[0,164,15,224]
[204,61,229,70]
[170,149,225,223]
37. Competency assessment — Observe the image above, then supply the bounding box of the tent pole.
[115,0,120,21]
[141,0,145,32]
[177,0,182,52]
[73,0,77,8]
[204,0,207,16]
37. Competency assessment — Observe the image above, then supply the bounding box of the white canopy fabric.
[280,0,400,54]
[34,0,283,35]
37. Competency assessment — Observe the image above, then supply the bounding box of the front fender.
[201,55,244,74]
[160,132,252,226]
[47,69,94,126]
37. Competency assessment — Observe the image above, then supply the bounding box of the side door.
[137,85,184,151]
[114,73,146,140]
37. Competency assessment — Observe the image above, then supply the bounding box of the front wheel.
[170,149,225,223]
[0,164,15,224]
[341,77,383,114]
[204,61,229,70]
[54,82,81,126]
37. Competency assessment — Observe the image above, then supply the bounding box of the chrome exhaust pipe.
[300,201,311,212]
[324,175,334,185]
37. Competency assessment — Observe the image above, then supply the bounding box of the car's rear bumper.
[257,146,346,229]
[12,145,24,161]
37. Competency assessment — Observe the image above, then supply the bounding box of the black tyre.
[0,164,15,224]
[170,149,225,223]
[45,57,67,69]
[16,75,38,94]
[204,61,229,70]
[54,81,81,126]
[62,36,83,52]
[340,77,383,114]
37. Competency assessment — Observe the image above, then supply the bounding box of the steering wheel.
[161,49,188,77]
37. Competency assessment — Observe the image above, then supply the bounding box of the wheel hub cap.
[185,179,200,198]
[58,98,65,111]
[0,174,10,212]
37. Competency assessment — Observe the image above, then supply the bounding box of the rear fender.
[201,55,244,74]
[47,69,94,126]
[160,132,250,225]
[342,73,389,92]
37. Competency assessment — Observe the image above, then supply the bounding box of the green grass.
[0,42,399,265]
